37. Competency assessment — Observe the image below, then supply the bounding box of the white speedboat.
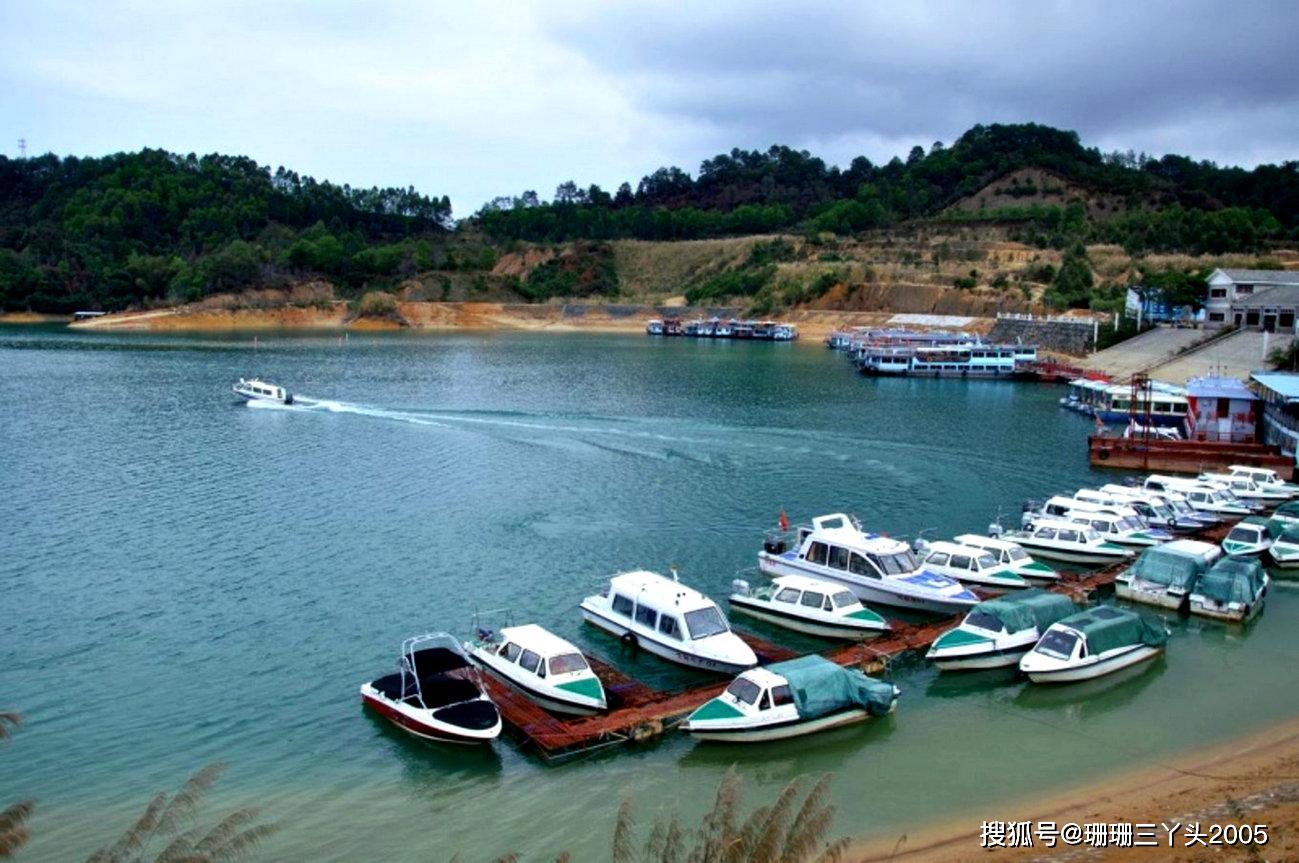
[1097,485,1204,533]
[1200,472,1291,504]
[1189,557,1269,623]
[1115,539,1221,611]
[580,571,757,674]
[1142,476,1255,517]
[952,533,1060,583]
[728,575,889,640]
[1268,520,1299,569]
[1221,516,1273,557]
[466,623,606,716]
[680,655,898,743]
[1009,519,1134,566]
[1228,465,1299,498]
[914,540,1029,594]
[1020,606,1169,684]
[758,513,978,614]
[1065,510,1172,548]
[360,634,502,744]
[232,377,293,405]
[926,589,1077,671]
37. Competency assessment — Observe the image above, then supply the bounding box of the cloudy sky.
[2,0,1297,215]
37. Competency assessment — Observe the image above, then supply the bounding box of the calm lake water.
[2,326,1297,861]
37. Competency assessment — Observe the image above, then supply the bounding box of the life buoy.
[1098,448,1111,461]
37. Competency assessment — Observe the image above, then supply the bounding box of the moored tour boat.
[681,655,898,743]
[1020,606,1170,684]
[360,634,502,744]
[913,540,1030,594]
[1009,518,1134,566]
[1188,557,1269,623]
[728,574,889,640]
[233,377,293,405]
[1115,539,1221,611]
[580,570,758,674]
[465,623,607,716]
[952,533,1060,583]
[926,589,1077,671]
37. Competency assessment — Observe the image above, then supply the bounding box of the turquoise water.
[2,327,1297,861]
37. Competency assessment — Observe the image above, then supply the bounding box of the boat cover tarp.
[1125,545,1209,591]
[979,589,1075,633]
[1267,519,1299,541]
[1273,501,1299,520]
[1196,558,1267,606]
[1063,606,1168,655]
[769,655,895,719]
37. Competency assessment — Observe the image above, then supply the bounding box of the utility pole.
[17,138,26,159]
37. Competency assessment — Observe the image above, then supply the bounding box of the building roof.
[1250,372,1299,399]
[1215,268,1299,285]
[1185,375,1258,400]
[1232,284,1299,308]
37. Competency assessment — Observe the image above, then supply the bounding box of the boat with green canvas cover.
[1019,606,1170,683]
[681,655,898,743]
[1189,558,1269,623]
[1269,500,1299,527]
[1267,520,1299,571]
[1221,515,1273,557]
[1115,539,1221,611]
[926,589,1077,671]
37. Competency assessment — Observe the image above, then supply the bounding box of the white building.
[1204,268,1299,330]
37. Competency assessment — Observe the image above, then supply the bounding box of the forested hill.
[477,123,1297,253]
[0,149,452,312]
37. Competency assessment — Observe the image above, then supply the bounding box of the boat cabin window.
[871,550,920,575]
[846,552,879,579]
[634,604,658,628]
[611,594,634,617]
[502,642,521,662]
[799,591,825,609]
[1045,503,1068,516]
[1033,527,1057,540]
[827,546,849,570]
[1082,529,1102,542]
[926,552,949,566]
[758,690,772,710]
[975,553,998,569]
[1088,519,1110,532]
[1006,547,1028,562]
[965,609,1005,633]
[519,649,542,675]
[950,554,972,570]
[771,684,793,707]
[1036,629,1079,660]
[725,677,761,705]
[1227,526,1257,542]
[805,541,829,565]
[657,615,681,640]
[774,588,801,603]
[549,653,588,675]
[1189,492,1206,503]
[1057,529,1079,543]
[831,590,857,608]
[684,607,729,640]
[1146,480,1166,491]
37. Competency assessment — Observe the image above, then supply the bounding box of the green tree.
[1046,242,1094,308]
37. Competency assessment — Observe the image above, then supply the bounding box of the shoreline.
[850,715,1299,861]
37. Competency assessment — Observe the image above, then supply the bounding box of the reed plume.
[1,711,32,860]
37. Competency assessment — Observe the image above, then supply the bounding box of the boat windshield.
[965,609,1005,633]
[975,553,998,569]
[1119,517,1144,531]
[724,677,761,705]
[871,550,920,575]
[831,590,858,608]
[1227,527,1257,543]
[684,607,729,640]
[1006,546,1029,562]
[1036,629,1079,660]
[1082,529,1103,543]
[548,652,588,675]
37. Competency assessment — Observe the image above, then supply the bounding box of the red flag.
[779,508,789,531]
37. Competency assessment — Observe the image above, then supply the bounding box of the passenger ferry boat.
[580,571,757,674]
[1009,518,1134,565]
[758,513,978,614]
[1188,557,1269,623]
[951,534,1060,583]
[728,574,889,640]
[1019,606,1169,684]
[466,623,607,716]
[913,540,1030,594]
[855,343,1035,378]
[232,378,293,405]
[1061,379,1188,428]
[1115,539,1221,610]
[680,655,898,743]
[360,634,502,744]
[926,590,1077,671]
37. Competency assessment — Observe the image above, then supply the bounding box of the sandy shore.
[850,717,1299,862]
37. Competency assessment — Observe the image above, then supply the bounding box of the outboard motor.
[763,536,787,555]
[987,520,1004,538]
[731,578,750,596]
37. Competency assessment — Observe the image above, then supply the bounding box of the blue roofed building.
[1248,372,1299,457]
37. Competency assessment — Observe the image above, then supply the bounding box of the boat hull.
[929,639,1036,671]
[758,554,976,615]
[580,606,755,674]
[359,684,501,744]
[728,597,886,640]
[684,706,876,743]
[1012,544,1131,566]
[468,652,605,716]
[1114,582,1186,611]
[1024,645,1162,684]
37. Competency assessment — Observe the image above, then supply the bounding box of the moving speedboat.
[914,540,1030,594]
[1115,539,1221,611]
[758,513,978,614]
[728,574,888,640]
[466,623,607,716]
[681,655,898,743]
[360,634,502,744]
[952,534,1060,583]
[232,377,293,405]
[926,589,1077,671]
[580,570,757,674]
[1189,557,1269,623]
[1222,516,1273,557]
[1020,606,1169,684]
[1010,519,1134,566]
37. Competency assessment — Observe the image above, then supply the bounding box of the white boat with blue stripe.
[757,513,978,615]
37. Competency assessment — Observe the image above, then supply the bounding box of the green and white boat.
[1020,606,1169,684]
[728,574,889,640]
[1228,465,1299,498]
[1189,557,1269,623]
[1115,539,1221,611]
[466,623,607,716]
[1267,520,1299,569]
[1269,500,1299,527]
[1221,515,1273,557]
[681,655,898,743]
[926,589,1077,671]
[1009,519,1134,565]
[953,534,1060,583]
[915,540,1030,594]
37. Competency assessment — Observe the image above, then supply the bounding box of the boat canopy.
[1196,558,1266,606]
[1126,545,1211,591]
[1061,606,1168,654]
[1269,521,1299,543]
[977,589,1075,633]
[1273,501,1299,520]
[767,655,895,719]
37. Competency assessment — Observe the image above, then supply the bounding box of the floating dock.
[482,518,1235,761]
